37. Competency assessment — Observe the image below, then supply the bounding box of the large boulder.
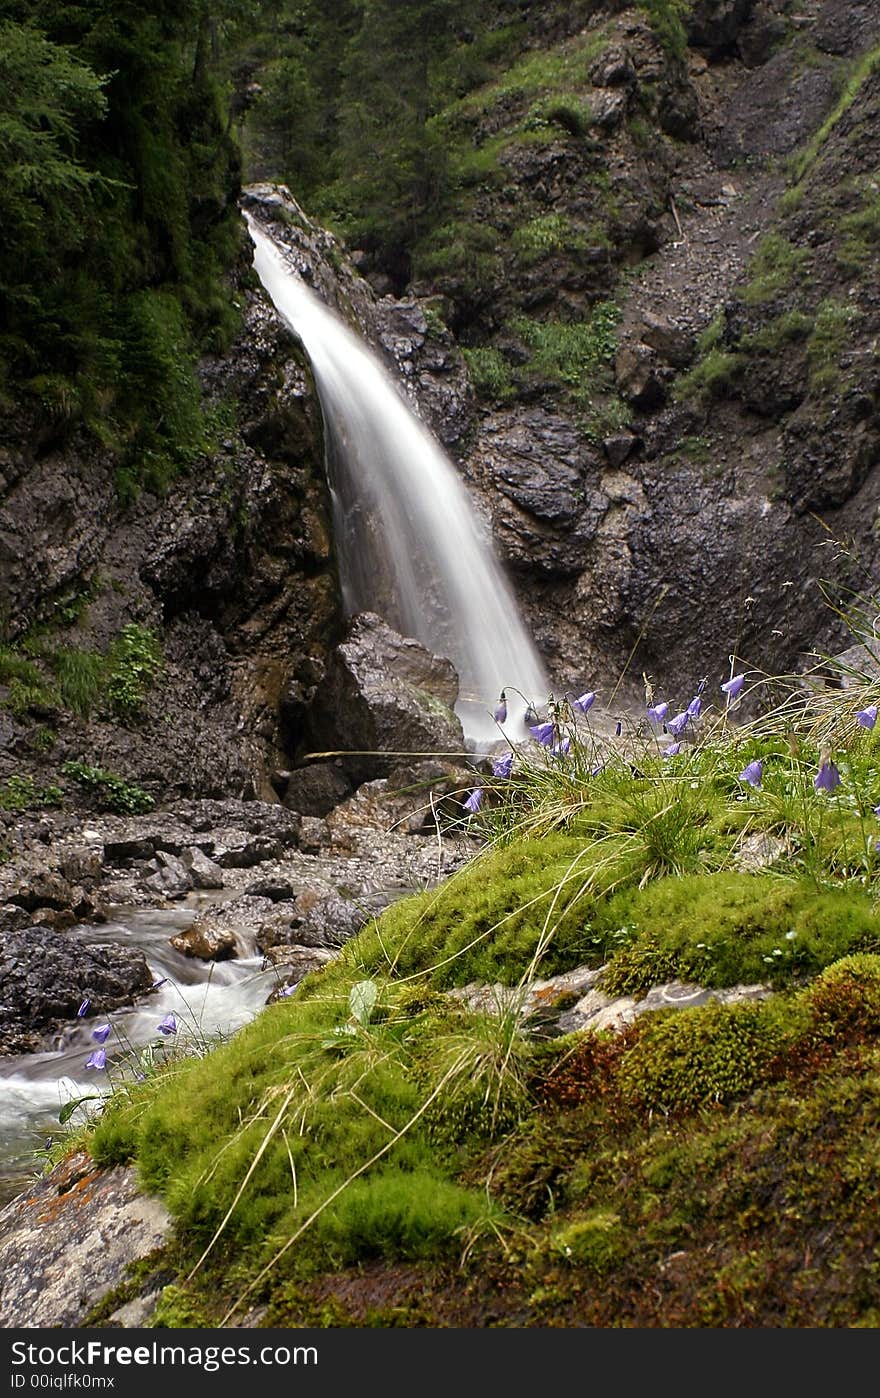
[0,923,153,1054]
[305,612,465,782]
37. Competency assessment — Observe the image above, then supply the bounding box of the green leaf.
[59,1094,100,1125]
[349,979,378,1026]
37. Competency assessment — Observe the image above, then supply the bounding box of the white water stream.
[0,908,277,1206]
[246,215,549,744]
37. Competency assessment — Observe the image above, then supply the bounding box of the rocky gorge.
[2,0,880,1332]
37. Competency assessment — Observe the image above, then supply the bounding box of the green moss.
[741,234,809,305]
[510,302,620,408]
[619,1000,789,1112]
[806,297,858,393]
[673,347,742,403]
[547,1209,627,1272]
[462,347,515,402]
[789,44,880,185]
[511,212,589,266]
[350,834,602,988]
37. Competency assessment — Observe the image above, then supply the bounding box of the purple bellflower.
[492,751,514,779]
[463,788,483,814]
[857,705,878,730]
[551,737,571,758]
[666,711,690,739]
[530,721,555,746]
[158,1013,178,1036]
[92,1024,111,1044]
[85,1048,106,1070]
[739,759,763,788]
[814,758,841,793]
[647,702,669,724]
[77,999,90,1018]
[721,674,745,701]
[572,691,596,715]
[494,692,508,724]
[687,696,702,720]
[664,742,682,758]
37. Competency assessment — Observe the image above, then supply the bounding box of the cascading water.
[0,909,278,1206]
[245,214,549,746]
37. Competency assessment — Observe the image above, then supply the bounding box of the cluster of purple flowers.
[463,671,880,826]
[82,1009,178,1071]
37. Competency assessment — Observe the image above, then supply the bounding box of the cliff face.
[0,231,341,818]
[2,0,879,828]
[246,0,880,709]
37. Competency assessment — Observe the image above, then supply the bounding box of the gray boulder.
[0,926,153,1054]
[306,612,464,783]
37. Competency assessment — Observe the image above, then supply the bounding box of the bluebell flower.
[85,1049,106,1070]
[530,721,555,746]
[492,751,514,779]
[739,759,763,788]
[92,1024,111,1044]
[463,788,483,814]
[158,1013,178,1036]
[550,737,571,758]
[857,704,878,729]
[696,676,708,695]
[493,692,507,723]
[814,759,841,793]
[77,999,90,1018]
[687,696,702,719]
[615,720,622,737]
[667,711,690,738]
[647,702,669,724]
[664,742,682,757]
[572,691,596,715]
[721,674,745,700]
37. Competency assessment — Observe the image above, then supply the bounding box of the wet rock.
[264,945,336,1000]
[169,920,237,961]
[603,432,639,468]
[639,311,696,370]
[0,1151,171,1328]
[592,89,628,133]
[615,343,669,409]
[211,829,283,868]
[258,888,378,952]
[298,815,329,853]
[142,851,192,900]
[59,846,104,887]
[181,846,225,890]
[0,927,153,1054]
[8,871,76,913]
[104,837,156,865]
[281,762,353,816]
[246,876,296,902]
[449,965,771,1039]
[306,612,464,784]
[590,46,636,88]
[687,0,754,57]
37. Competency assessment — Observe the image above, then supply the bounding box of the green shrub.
[62,760,154,814]
[106,625,163,719]
[462,346,514,401]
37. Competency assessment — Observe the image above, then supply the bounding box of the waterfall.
[245,215,549,744]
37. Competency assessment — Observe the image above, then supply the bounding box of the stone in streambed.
[181,846,225,889]
[169,920,237,961]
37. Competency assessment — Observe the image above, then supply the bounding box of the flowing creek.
[0,904,278,1207]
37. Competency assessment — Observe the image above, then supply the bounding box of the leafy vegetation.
[0,1,244,491]
[61,760,154,814]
